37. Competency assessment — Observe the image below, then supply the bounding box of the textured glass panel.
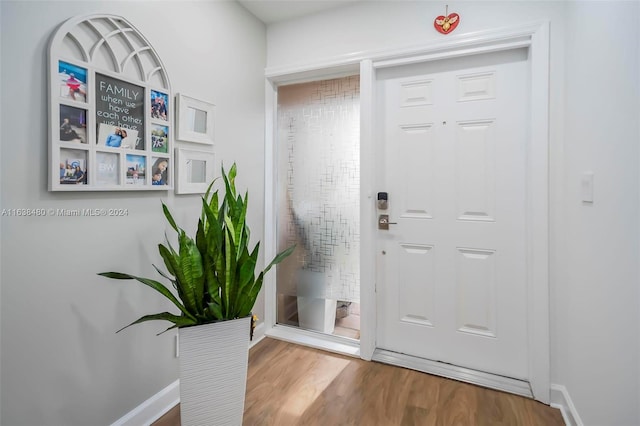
[276,76,360,337]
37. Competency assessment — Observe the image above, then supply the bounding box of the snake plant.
[99,164,295,334]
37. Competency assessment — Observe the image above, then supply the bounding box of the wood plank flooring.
[152,338,564,426]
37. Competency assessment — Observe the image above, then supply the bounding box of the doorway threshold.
[266,325,361,358]
[372,348,533,398]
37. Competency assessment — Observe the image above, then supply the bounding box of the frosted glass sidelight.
[276,76,360,335]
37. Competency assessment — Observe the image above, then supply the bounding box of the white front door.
[375,48,530,380]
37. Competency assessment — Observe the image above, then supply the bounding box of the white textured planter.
[179,316,251,426]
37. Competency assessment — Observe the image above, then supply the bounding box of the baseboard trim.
[110,379,180,426]
[111,322,267,426]
[250,322,266,348]
[372,348,533,398]
[550,384,583,426]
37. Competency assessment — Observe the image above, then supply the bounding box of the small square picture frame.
[150,90,169,122]
[176,93,215,145]
[58,60,88,103]
[125,154,147,185]
[175,148,215,194]
[59,105,87,144]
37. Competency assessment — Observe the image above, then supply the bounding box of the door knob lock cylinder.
[378,214,397,230]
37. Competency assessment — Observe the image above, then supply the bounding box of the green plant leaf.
[224,215,236,244]
[201,192,219,230]
[238,271,264,317]
[237,243,258,291]
[158,244,177,278]
[223,226,238,317]
[213,233,226,305]
[162,202,180,233]
[157,325,180,335]
[228,163,237,195]
[177,231,204,315]
[236,244,295,317]
[116,312,197,333]
[158,243,190,307]
[234,192,249,260]
[264,244,297,274]
[204,177,219,199]
[220,163,237,195]
[222,164,237,210]
[201,196,223,254]
[98,272,195,320]
[203,253,220,303]
[207,302,223,319]
[152,264,174,283]
[202,178,219,223]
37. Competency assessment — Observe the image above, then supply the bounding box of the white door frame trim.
[263,21,550,403]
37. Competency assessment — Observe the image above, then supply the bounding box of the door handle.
[378,214,397,230]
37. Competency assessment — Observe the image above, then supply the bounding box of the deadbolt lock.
[377,192,388,210]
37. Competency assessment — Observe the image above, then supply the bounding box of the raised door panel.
[455,248,497,338]
[455,120,496,222]
[397,124,435,219]
[398,244,436,327]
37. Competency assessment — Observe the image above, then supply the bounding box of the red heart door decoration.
[434,12,459,34]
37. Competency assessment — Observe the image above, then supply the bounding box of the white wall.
[0,2,3,424]
[561,2,639,424]
[267,0,566,68]
[0,1,266,425]
[267,1,639,424]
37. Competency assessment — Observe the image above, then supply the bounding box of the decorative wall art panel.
[48,14,173,191]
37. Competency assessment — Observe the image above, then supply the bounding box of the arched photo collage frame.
[48,14,172,191]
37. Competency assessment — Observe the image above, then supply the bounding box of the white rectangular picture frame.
[176,93,215,145]
[175,148,215,194]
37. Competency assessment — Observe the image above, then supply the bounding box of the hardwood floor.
[152,338,564,426]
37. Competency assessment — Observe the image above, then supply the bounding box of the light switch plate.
[581,172,594,203]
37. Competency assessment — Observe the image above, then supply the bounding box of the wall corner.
[550,384,584,426]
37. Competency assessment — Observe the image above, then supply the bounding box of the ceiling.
[237,0,362,24]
